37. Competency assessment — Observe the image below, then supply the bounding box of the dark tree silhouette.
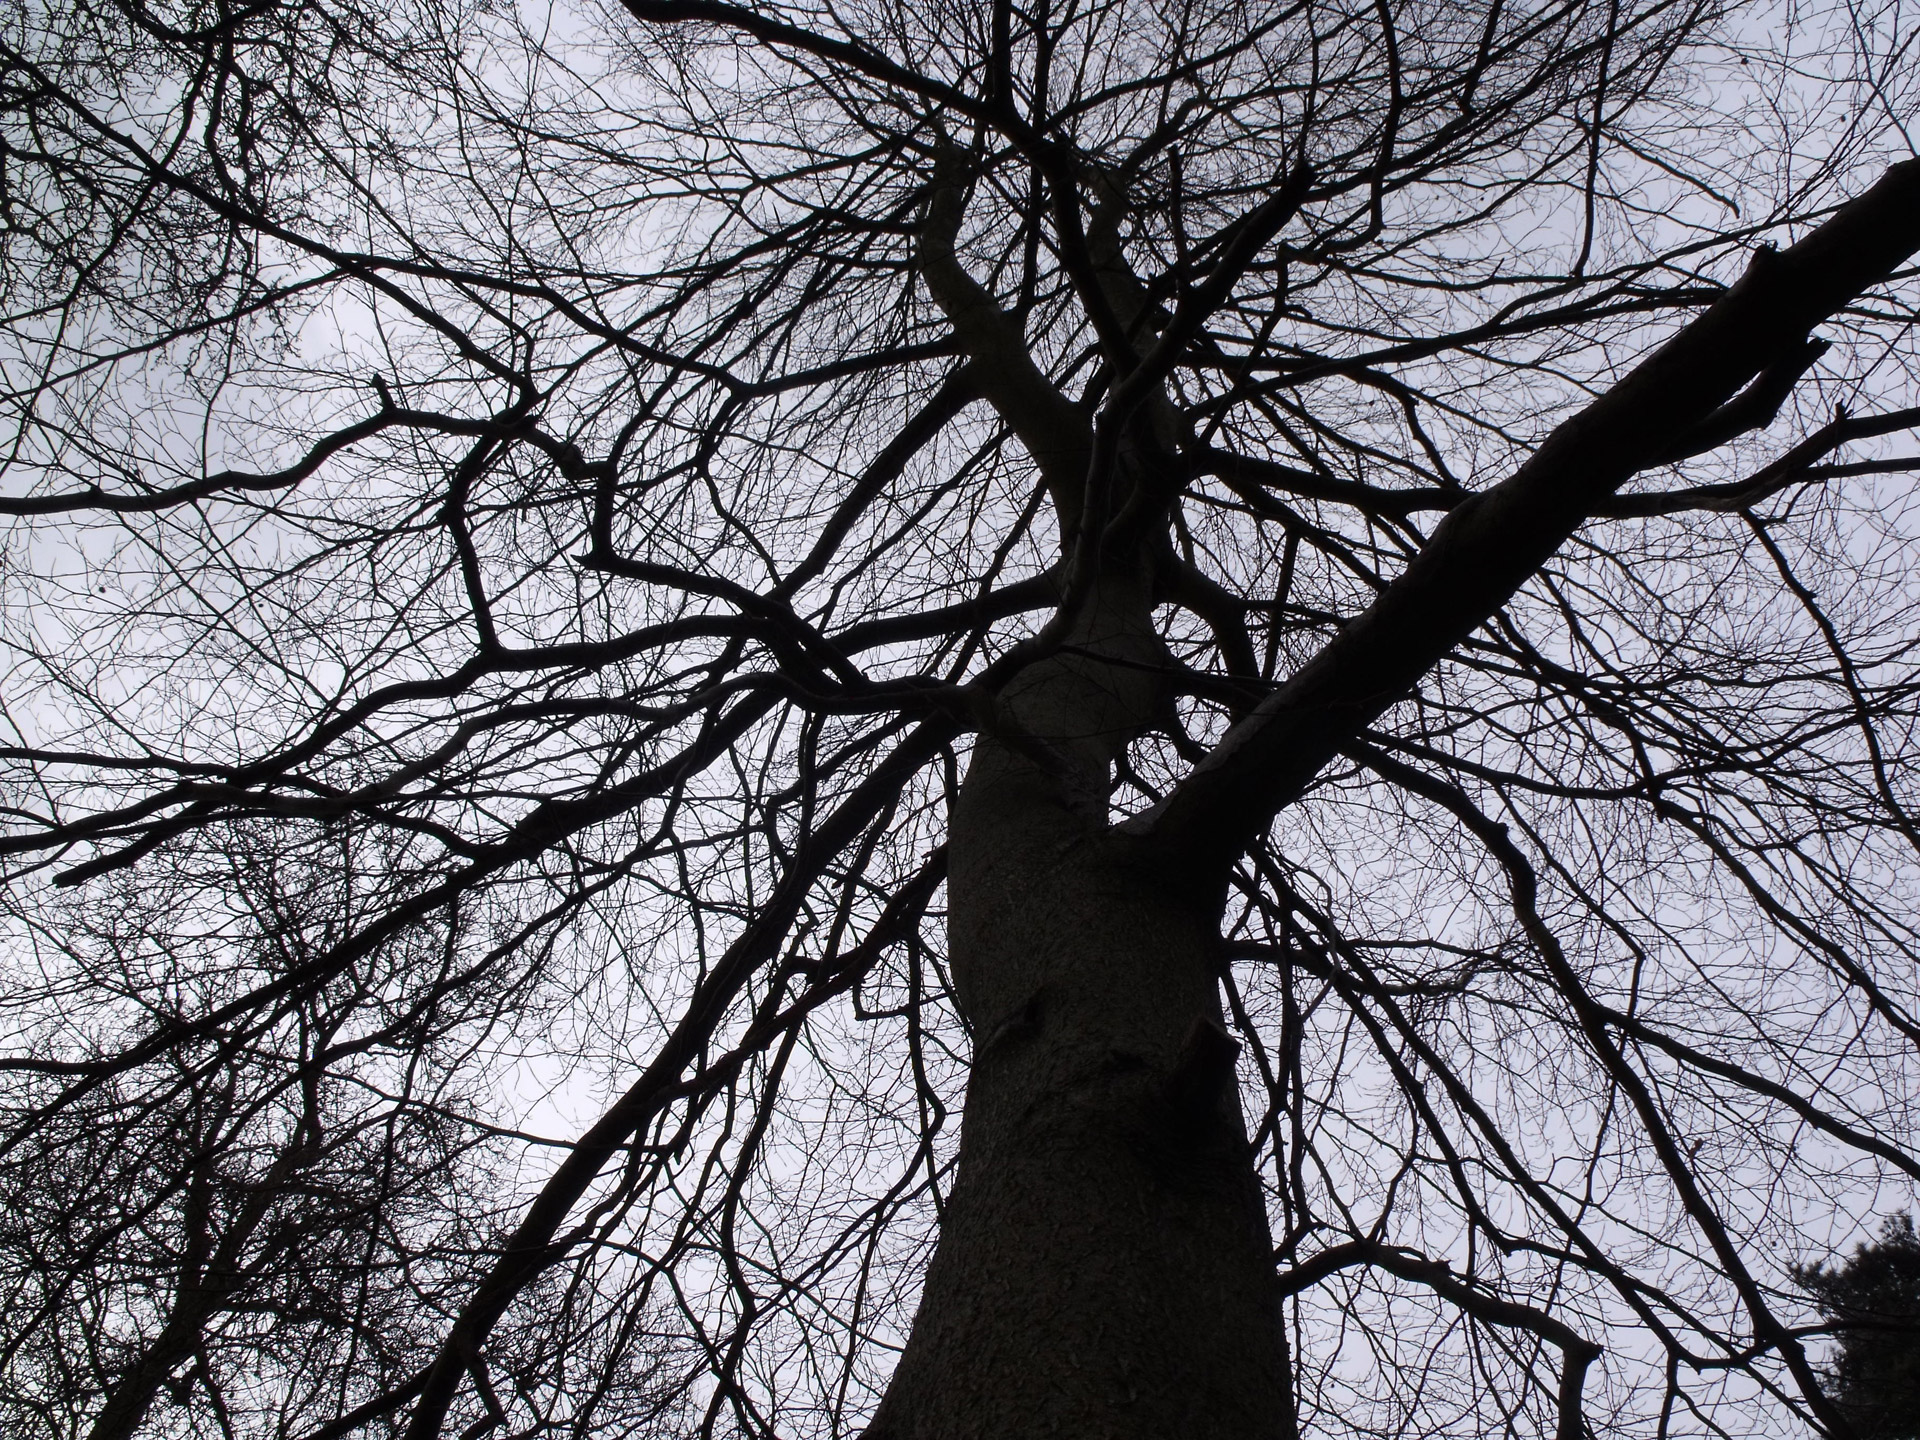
[3,1,1920,1438]
[1797,1216,1920,1440]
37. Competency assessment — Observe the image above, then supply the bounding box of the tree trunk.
[865,575,1288,1439]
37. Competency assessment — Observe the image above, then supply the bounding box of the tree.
[2,0,1919,1436]
[1797,1215,1920,1440]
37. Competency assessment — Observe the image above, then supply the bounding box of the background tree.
[1796,1215,1920,1440]
[3,1,1920,1438]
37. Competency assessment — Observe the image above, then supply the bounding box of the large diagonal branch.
[1125,159,1920,879]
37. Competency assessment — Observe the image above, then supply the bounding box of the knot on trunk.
[1165,1016,1241,1117]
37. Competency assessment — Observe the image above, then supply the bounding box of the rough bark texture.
[864,577,1287,1440]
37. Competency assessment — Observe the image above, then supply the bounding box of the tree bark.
[864,574,1288,1439]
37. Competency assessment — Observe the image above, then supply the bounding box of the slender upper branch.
[917,158,1093,529]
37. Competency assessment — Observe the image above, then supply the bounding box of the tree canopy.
[1797,1215,1920,1440]
[2,0,1919,1437]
